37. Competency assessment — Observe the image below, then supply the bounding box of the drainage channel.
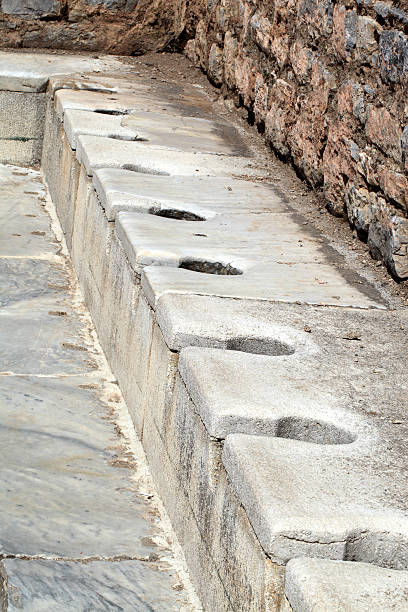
[0,164,200,611]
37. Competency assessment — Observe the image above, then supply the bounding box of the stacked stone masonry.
[184,0,408,281]
[0,0,197,54]
[1,51,408,611]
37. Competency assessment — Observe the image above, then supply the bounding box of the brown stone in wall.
[365,105,402,164]
[323,123,358,217]
[264,79,296,158]
[287,62,333,187]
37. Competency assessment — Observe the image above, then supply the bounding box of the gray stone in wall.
[378,30,408,84]
[1,0,62,18]
[78,0,138,10]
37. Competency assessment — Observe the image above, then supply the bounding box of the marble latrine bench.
[2,51,408,611]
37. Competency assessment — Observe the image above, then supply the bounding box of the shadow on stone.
[226,336,295,356]
[275,416,356,445]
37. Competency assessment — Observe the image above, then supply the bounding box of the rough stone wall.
[185,0,408,280]
[0,0,204,55]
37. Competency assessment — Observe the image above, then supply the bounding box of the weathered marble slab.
[178,346,370,441]
[93,168,287,221]
[0,258,94,375]
[55,87,176,118]
[116,210,328,275]
[142,258,384,309]
[0,52,126,92]
[64,109,138,150]
[54,81,216,119]
[64,107,248,156]
[0,257,68,309]
[223,433,408,567]
[0,375,159,559]
[284,558,408,612]
[1,558,188,611]
[0,165,56,256]
[76,134,267,177]
[122,109,249,156]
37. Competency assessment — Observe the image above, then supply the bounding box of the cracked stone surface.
[0,164,198,610]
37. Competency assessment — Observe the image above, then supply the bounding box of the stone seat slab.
[177,346,370,441]
[284,558,408,611]
[121,109,249,156]
[116,211,326,274]
[76,134,268,178]
[93,169,287,221]
[63,107,248,156]
[55,87,164,118]
[64,109,138,149]
[142,260,384,309]
[223,434,408,567]
[54,85,215,120]
[0,52,126,93]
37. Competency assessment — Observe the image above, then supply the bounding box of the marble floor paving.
[0,164,198,611]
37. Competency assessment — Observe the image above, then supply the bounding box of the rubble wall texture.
[0,0,204,55]
[185,0,408,280]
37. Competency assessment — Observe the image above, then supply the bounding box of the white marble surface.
[0,164,196,610]
[0,52,126,92]
[93,168,286,220]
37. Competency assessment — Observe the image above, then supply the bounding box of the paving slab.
[0,165,56,256]
[0,374,160,559]
[0,52,126,92]
[0,162,197,609]
[285,558,408,611]
[0,258,94,375]
[93,168,287,221]
[223,434,408,567]
[76,134,267,178]
[1,558,187,612]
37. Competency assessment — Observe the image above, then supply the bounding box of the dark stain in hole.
[93,109,128,116]
[150,207,205,221]
[226,337,295,356]
[179,260,242,275]
[275,416,356,445]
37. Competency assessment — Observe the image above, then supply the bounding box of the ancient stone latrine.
[3,0,406,280]
[1,4,408,611]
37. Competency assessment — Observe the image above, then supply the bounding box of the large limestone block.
[285,558,408,612]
